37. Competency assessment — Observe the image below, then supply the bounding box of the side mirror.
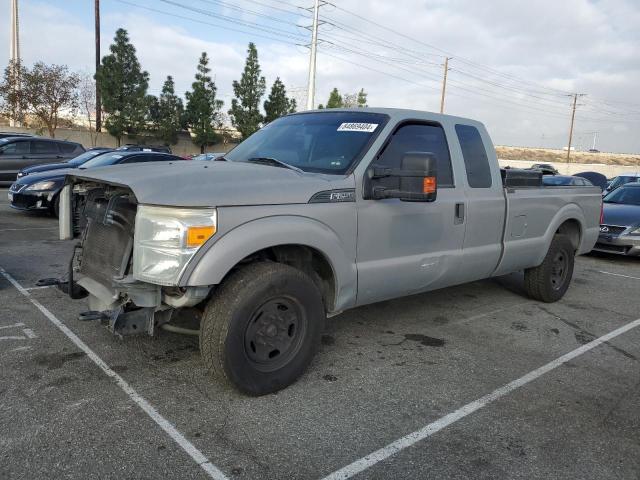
[364,152,437,202]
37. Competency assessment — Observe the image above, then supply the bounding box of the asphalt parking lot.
[1,188,639,480]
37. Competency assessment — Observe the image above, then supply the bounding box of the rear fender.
[535,203,588,264]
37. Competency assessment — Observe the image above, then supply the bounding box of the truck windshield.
[224,111,388,174]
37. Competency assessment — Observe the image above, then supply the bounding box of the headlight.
[133,205,217,286]
[25,180,57,191]
[17,172,25,178]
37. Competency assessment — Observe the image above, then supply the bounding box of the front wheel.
[200,262,325,395]
[524,234,575,303]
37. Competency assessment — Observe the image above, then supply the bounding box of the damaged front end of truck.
[55,177,214,337]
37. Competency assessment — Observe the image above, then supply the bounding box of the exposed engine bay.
[59,180,210,337]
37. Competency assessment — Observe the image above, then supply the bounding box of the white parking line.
[0,322,25,329]
[599,270,640,281]
[0,267,229,480]
[321,317,640,480]
[24,285,55,291]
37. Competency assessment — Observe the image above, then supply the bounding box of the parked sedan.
[542,175,593,186]
[0,137,85,186]
[593,182,640,256]
[17,147,113,178]
[8,151,184,216]
[192,152,226,161]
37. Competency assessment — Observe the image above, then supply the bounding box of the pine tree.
[357,88,368,108]
[184,52,223,153]
[326,88,344,108]
[263,77,296,123]
[154,76,184,145]
[95,28,149,145]
[229,43,266,139]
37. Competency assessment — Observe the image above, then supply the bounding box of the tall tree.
[184,52,223,153]
[95,28,149,145]
[0,61,80,138]
[229,43,266,139]
[326,87,344,108]
[153,76,184,145]
[357,88,368,108]
[343,93,358,108]
[263,77,296,123]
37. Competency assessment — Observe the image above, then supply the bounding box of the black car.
[8,151,184,216]
[0,137,85,186]
[542,175,593,186]
[529,163,559,175]
[17,147,113,179]
[0,132,33,139]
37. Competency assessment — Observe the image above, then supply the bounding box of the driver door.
[356,122,466,306]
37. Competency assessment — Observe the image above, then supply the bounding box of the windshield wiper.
[246,157,303,173]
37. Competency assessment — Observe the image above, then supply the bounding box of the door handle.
[454,202,465,225]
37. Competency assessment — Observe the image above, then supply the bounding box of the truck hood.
[69,160,347,207]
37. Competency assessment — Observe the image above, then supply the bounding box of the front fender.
[180,215,357,312]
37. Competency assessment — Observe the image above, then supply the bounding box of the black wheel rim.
[550,250,569,290]
[244,296,306,372]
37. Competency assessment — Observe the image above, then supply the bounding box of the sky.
[1,0,639,153]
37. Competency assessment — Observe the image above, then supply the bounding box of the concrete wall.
[0,126,234,157]
[498,159,640,178]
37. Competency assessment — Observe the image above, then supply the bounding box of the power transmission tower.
[304,0,327,110]
[439,57,451,114]
[566,93,586,162]
[95,0,102,132]
[9,0,20,127]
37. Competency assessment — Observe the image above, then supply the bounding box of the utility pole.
[439,57,451,114]
[95,0,102,132]
[566,93,585,162]
[591,131,598,151]
[9,0,20,127]
[305,0,321,111]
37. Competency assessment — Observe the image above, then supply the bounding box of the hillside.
[496,146,640,167]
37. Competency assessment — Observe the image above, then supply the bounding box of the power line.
[111,0,304,46]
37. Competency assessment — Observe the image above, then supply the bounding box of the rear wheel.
[524,234,575,302]
[200,262,325,395]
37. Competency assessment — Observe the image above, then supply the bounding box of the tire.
[200,262,325,396]
[51,194,60,218]
[524,234,575,303]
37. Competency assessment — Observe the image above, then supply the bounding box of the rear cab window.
[455,124,492,188]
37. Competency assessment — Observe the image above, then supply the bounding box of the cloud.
[0,0,638,153]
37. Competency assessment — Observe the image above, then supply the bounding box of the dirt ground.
[496,146,640,166]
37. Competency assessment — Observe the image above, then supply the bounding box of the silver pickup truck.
[57,108,601,395]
